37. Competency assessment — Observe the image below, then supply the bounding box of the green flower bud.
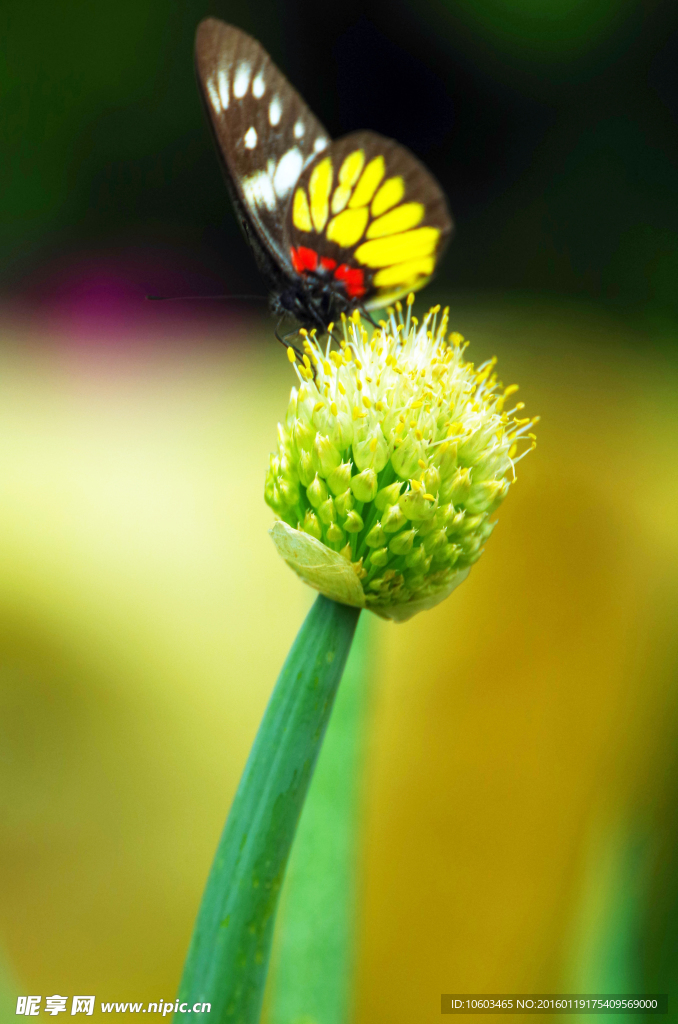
[399,484,437,522]
[405,544,428,570]
[466,479,509,514]
[370,547,389,568]
[375,480,403,511]
[326,522,345,544]
[382,503,407,533]
[352,426,390,473]
[301,510,322,541]
[423,465,440,497]
[391,433,424,479]
[279,476,300,507]
[292,417,314,455]
[297,449,315,487]
[343,510,364,533]
[442,467,472,505]
[326,461,353,496]
[317,496,337,525]
[423,528,448,555]
[334,488,355,517]
[365,522,386,548]
[313,432,342,477]
[350,468,378,503]
[389,529,416,555]
[306,474,328,509]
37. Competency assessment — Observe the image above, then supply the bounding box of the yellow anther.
[509,443,518,458]
[410,419,417,428]
[375,400,385,411]
[504,384,519,397]
[369,437,378,452]
[424,493,435,502]
[330,401,338,416]
[287,347,297,363]
[395,300,403,313]
[362,395,372,409]
[338,381,346,395]
[395,421,405,434]
[415,429,423,440]
[303,354,311,369]
[313,401,324,413]
[418,459,427,468]
[356,379,363,391]
[407,292,415,306]
[327,322,334,334]
[352,309,361,323]
[410,478,422,491]
[411,400,423,409]
[299,328,308,337]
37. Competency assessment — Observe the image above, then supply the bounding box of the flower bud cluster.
[265,299,537,619]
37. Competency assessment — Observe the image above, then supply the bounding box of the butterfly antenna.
[146,293,268,302]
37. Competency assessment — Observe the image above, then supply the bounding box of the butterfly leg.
[274,318,304,362]
[357,304,380,330]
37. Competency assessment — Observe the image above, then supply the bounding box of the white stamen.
[233,62,251,98]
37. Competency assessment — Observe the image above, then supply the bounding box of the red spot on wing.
[290,246,319,273]
[289,248,366,299]
[334,264,366,298]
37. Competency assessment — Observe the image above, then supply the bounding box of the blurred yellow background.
[0,295,676,1020]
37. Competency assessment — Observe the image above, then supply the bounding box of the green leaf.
[267,614,373,1024]
[176,595,360,1024]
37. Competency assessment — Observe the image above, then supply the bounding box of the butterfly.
[195,18,453,332]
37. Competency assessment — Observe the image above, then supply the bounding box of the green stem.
[176,595,361,1024]
[267,614,372,1024]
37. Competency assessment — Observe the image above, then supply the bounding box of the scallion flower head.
[266,298,537,621]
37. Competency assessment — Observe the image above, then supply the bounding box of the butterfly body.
[195,19,452,330]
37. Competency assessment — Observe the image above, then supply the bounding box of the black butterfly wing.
[195,18,331,285]
[285,130,453,309]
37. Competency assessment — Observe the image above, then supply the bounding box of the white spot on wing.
[252,71,265,98]
[294,120,305,139]
[244,126,258,149]
[242,170,277,212]
[217,69,229,110]
[206,78,221,113]
[273,148,303,198]
[314,136,329,153]
[233,62,250,99]
[269,96,282,127]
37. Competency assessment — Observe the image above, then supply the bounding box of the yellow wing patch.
[331,150,365,214]
[371,176,404,217]
[327,207,369,247]
[349,156,385,208]
[367,202,424,239]
[309,158,333,233]
[292,187,312,232]
[355,227,440,268]
[373,257,435,288]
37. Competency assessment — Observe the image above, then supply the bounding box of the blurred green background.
[1,0,678,1020]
